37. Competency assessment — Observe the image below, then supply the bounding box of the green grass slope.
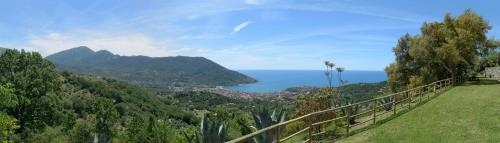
[339,79,500,143]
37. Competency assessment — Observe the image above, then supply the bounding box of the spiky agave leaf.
[378,97,393,111]
[195,115,228,143]
[239,106,286,143]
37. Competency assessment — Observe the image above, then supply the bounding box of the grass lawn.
[338,79,500,143]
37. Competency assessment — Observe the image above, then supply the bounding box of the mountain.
[46,46,257,87]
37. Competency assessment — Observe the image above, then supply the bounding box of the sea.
[224,70,387,93]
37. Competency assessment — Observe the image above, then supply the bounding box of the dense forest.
[46,46,257,88]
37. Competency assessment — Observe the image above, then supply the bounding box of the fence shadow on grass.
[459,78,499,86]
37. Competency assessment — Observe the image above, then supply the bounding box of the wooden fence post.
[438,81,441,91]
[346,105,351,137]
[393,93,397,115]
[433,83,436,95]
[275,125,281,143]
[418,88,422,104]
[408,91,411,110]
[427,86,430,101]
[308,114,314,143]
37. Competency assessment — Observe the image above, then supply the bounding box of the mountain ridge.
[46,46,257,87]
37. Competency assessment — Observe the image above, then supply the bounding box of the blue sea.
[225,70,387,93]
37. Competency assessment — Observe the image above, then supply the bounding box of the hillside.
[46,46,256,87]
[0,49,293,142]
[286,81,387,100]
[339,79,500,143]
[61,73,198,124]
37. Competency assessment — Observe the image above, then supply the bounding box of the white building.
[485,67,500,78]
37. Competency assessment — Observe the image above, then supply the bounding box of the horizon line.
[232,69,386,72]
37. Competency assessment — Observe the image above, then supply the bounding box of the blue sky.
[1,0,499,70]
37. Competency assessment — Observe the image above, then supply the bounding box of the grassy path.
[339,79,500,143]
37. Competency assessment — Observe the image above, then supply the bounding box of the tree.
[145,117,179,143]
[0,113,19,143]
[0,49,63,130]
[24,93,76,131]
[92,97,118,143]
[125,114,148,142]
[70,119,95,143]
[385,34,415,92]
[22,126,69,143]
[476,41,500,72]
[0,84,17,110]
[386,9,492,91]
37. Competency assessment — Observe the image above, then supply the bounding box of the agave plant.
[378,96,393,111]
[185,115,227,143]
[340,98,360,125]
[239,106,286,143]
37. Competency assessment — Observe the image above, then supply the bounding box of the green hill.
[46,46,256,88]
[0,49,289,142]
[339,79,500,143]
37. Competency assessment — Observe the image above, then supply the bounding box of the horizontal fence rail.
[227,76,466,143]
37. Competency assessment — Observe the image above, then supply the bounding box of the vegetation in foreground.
[339,79,500,143]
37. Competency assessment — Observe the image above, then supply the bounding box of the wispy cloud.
[230,21,253,35]
[272,1,434,23]
[27,31,182,57]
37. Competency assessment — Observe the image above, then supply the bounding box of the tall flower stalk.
[324,61,335,89]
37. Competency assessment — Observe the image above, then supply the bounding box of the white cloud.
[230,21,253,35]
[27,31,180,57]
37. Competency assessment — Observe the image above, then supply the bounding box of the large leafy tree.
[386,9,492,92]
[125,113,148,142]
[70,119,95,143]
[92,97,119,143]
[0,84,17,111]
[386,34,415,92]
[0,49,64,130]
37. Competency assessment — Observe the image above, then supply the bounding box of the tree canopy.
[385,9,494,92]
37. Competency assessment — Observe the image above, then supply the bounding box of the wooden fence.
[227,76,466,143]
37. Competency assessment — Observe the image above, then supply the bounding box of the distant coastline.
[225,70,387,93]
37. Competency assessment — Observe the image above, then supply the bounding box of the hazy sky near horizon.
[1,0,499,70]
